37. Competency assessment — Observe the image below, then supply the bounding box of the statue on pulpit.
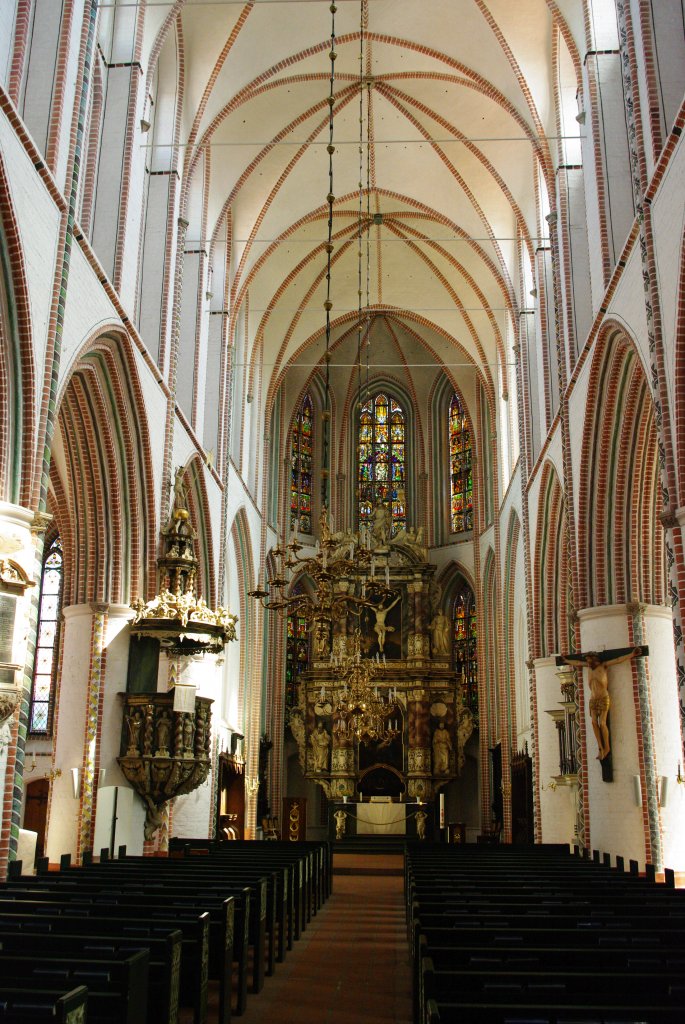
[559,647,642,760]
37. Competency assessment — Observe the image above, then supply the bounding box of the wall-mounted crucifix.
[555,646,648,782]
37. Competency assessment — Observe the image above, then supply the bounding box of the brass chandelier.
[329,631,400,744]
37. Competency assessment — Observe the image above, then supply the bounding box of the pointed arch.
[0,152,35,505]
[229,507,256,721]
[54,332,156,605]
[177,456,217,607]
[437,561,479,719]
[503,509,522,744]
[533,461,568,658]
[578,323,663,608]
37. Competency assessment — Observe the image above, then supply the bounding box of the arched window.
[449,393,473,533]
[453,582,478,717]
[29,537,64,734]
[285,588,309,712]
[291,394,313,533]
[358,392,406,535]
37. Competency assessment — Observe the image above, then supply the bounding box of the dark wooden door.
[23,778,49,858]
[511,746,534,844]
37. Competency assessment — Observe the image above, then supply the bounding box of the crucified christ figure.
[560,648,642,760]
[371,592,401,653]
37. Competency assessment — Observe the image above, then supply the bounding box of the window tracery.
[357,393,406,535]
[449,393,473,533]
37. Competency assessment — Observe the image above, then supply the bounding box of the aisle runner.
[235,871,412,1024]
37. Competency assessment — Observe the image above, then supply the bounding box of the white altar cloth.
[355,803,406,834]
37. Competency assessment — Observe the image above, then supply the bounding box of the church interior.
[2,5,685,1014]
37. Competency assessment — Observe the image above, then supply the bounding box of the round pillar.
[533,656,578,846]
[577,604,684,871]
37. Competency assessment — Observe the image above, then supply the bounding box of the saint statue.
[126,710,143,755]
[429,611,450,656]
[155,710,172,756]
[310,721,331,772]
[415,808,428,840]
[173,466,189,511]
[371,498,391,546]
[432,721,452,774]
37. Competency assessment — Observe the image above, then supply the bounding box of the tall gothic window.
[358,392,406,535]
[449,393,473,533]
[29,537,64,734]
[453,582,478,717]
[285,588,309,713]
[291,394,313,533]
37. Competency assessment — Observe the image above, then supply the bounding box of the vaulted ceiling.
[143,0,583,418]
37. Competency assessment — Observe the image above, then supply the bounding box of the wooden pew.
[22,861,258,1010]
[0,902,210,1024]
[425,995,685,1024]
[0,948,149,1024]
[0,926,181,1024]
[406,845,685,1024]
[0,985,88,1022]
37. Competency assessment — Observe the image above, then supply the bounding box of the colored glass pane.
[30,538,63,735]
[449,393,473,533]
[291,394,314,533]
[357,393,407,535]
[453,584,478,718]
[285,584,310,713]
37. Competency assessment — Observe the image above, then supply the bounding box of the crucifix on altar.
[556,646,648,782]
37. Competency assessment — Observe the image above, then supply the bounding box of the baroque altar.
[288,511,474,803]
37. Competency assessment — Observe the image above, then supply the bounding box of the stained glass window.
[357,393,406,535]
[291,394,313,533]
[453,583,478,717]
[29,538,63,734]
[449,393,473,533]
[285,591,309,712]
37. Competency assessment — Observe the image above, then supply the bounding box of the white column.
[169,653,223,839]
[0,502,43,873]
[577,604,684,871]
[533,656,576,846]
[630,604,685,873]
[45,604,95,862]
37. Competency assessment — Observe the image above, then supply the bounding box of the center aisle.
[237,858,413,1024]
